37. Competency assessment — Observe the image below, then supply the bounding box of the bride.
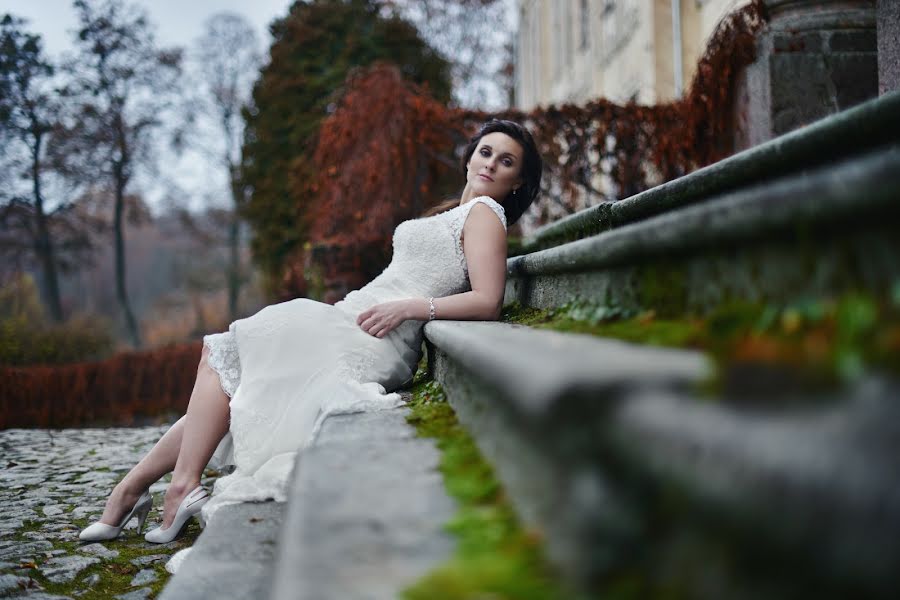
[78,119,543,544]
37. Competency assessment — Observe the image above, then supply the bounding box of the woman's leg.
[97,345,230,528]
[97,415,185,525]
[160,344,230,528]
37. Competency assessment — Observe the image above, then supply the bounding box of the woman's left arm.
[357,203,506,337]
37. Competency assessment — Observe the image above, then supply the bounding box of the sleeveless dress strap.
[463,196,507,230]
[450,196,508,273]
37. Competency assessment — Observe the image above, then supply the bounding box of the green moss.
[401,379,586,600]
[502,290,900,396]
[506,236,525,257]
[501,302,701,349]
[8,517,201,600]
[638,263,689,317]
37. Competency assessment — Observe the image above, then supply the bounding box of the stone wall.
[878,0,900,94]
[734,0,879,150]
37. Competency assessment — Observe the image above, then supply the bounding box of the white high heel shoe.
[144,485,209,544]
[79,490,153,542]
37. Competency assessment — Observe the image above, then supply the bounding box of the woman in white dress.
[78,119,543,544]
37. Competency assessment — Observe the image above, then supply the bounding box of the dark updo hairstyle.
[461,119,543,226]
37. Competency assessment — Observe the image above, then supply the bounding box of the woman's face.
[466,132,524,201]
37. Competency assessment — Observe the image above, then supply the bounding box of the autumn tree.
[307,64,460,301]
[0,15,67,320]
[0,14,104,321]
[381,0,515,109]
[241,0,452,298]
[190,12,261,322]
[63,0,182,347]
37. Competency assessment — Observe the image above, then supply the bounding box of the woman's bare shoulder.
[461,201,506,245]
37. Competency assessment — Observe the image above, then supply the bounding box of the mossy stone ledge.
[507,145,900,316]
[423,319,900,598]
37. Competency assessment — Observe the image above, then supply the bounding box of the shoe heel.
[78,489,153,542]
[144,486,209,544]
[135,502,152,534]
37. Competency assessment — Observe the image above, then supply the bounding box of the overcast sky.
[3,1,294,213]
[3,0,290,61]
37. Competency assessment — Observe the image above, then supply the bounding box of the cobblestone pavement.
[0,426,215,599]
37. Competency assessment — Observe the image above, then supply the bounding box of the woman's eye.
[480,148,490,157]
[502,159,512,167]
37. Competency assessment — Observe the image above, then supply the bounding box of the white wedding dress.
[197,196,507,522]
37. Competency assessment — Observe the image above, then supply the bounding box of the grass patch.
[401,378,587,600]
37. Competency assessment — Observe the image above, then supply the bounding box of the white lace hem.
[203,331,241,398]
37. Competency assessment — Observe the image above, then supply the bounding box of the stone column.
[734,0,878,151]
[877,0,900,94]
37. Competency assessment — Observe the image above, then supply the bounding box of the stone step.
[507,144,900,312]
[424,320,900,597]
[424,320,711,585]
[610,378,900,594]
[268,406,456,600]
[158,501,285,600]
[159,405,455,600]
[522,89,900,252]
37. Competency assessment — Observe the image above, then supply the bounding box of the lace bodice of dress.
[333,196,507,352]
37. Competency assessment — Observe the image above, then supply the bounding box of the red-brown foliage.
[0,342,200,428]
[290,0,768,300]
[305,64,460,303]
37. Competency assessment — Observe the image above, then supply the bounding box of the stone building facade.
[515,0,750,110]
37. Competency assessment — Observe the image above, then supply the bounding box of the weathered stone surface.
[426,321,709,583]
[0,507,38,522]
[425,321,710,419]
[130,568,157,586]
[159,502,284,600]
[269,407,457,600]
[79,543,119,559]
[41,555,100,584]
[765,0,875,30]
[0,573,29,594]
[130,554,168,567]
[41,505,69,517]
[611,377,900,593]
[878,0,900,94]
[115,588,153,600]
[507,147,900,313]
[69,507,99,520]
[0,541,53,561]
[426,317,900,595]
[734,0,880,143]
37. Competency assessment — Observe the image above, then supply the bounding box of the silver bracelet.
[428,297,436,321]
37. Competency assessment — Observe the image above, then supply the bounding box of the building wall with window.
[515,0,750,110]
